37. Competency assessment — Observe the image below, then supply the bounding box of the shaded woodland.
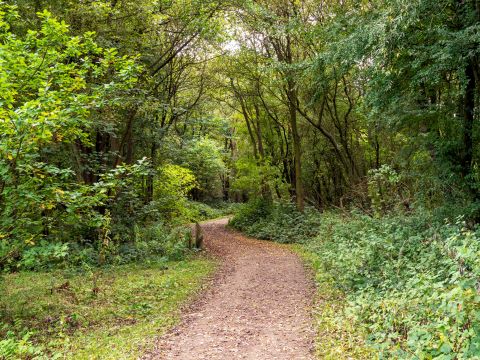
[1,0,480,358]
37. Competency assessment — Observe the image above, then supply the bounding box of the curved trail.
[142,218,315,360]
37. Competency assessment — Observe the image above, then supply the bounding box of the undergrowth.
[0,200,230,359]
[1,201,235,272]
[230,199,480,359]
[228,198,321,243]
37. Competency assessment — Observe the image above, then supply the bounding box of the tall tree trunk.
[288,84,304,211]
[461,61,476,181]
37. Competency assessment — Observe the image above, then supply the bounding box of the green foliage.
[367,165,403,216]
[230,200,322,243]
[0,329,48,360]
[318,0,480,202]
[18,242,69,271]
[157,164,197,199]
[99,158,153,239]
[0,6,141,269]
[154,164,197,221]
[311,212,480,359]
[178,201,235,223]
[130,223,190,262]
[151,163,234,224]
[1,0,480,357]
[228,198,272,231]
[178,138,226,200]
[231,158,288,199]
[232,203,480,358]
[293,246,374,359]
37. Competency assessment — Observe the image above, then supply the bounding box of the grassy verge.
[292,245,374,359]
[1,256,216,359]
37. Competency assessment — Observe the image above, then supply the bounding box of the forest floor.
[142,218,315,360]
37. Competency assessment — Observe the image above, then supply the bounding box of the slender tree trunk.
[282,31,304,211]
[145,142,156,203]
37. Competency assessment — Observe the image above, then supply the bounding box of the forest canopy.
[1,0,479,260]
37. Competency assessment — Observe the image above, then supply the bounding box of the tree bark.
[288,83,304,211]
[461,61,475,180]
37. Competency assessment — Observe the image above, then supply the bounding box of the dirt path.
[142,218,315,360]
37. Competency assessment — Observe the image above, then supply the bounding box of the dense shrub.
[129,223,190,262]
[228,198,272,231]
[17,242,69,271]
[230,202,480,358]
[165,201,233,225]
[229,199,320,243]
[0,222,192,272]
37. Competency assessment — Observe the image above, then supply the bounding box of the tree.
[0,6,140,266]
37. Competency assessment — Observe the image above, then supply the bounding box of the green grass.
[1,256,216,359]
[292,245,374,360]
